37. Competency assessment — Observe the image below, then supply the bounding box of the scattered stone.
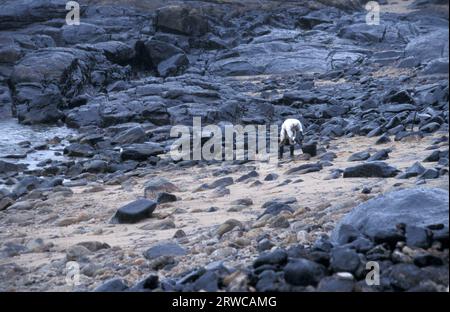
[257,238,275,252]
[269,215,290,228]
[405,226,432,249]
[330,247,361,274]
[144,178,178,199]
[143,242,187,260]
[236,170,259,182]
[348,151,370,162]
[111,199,157,224]
[0,197,13,211]
[419,168,440,180]
[302,142,317,157]
[231,198,253,206]
[264,173,279,181]
[75,241,110,252]
[216,219,243,237]
[209,177,234,189]
[140,219,176,230]
[375,134,391,145]
[173,229,186,239]
[156,192,177,204]
[94,278,128,292]
[367,149,391,161]
[283,259,326,286]
[317,275,355,292]
[343,162,400,178]
[66,245,91,261]
[121,143,164,161]
[253,249,288,268]
[397,162,426,179]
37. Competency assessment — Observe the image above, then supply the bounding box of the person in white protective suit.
[279,118,304,159]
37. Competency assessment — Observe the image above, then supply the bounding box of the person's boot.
[290,145,295,157]
[279,145,284,159]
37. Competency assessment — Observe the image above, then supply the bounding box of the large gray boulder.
[331,188,449,242]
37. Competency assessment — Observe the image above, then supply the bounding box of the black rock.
[312,236,333,253]
[423,150,441,162]
[384,89,414,104]
[129,274,159,291]
[317,276,355,292]
[418,168,440,180]
[111,199,157,224]
[413,253,444,268]
[348,151,370,162]
[138,39,189,77]
[334,224,361,245]
[366,245,392,261]
[420,122,441,133]
[375,134,391,145]
[257,238,275,252]
[63,144,95,158]
[12,176,42,198]
[144,178,178,198]
[367,149,391,161]
[155,5,209,36]
[156,192,177,204]
[388,264,424,291]
[209,177,234,189]
[330,247,361,274]
[83,160,108,174]
[253,249,288,268]
[94,278,128,292]
[320,152,337,161]
[361,186,372,194]
[255,270,279,292]
[405,226,432,249]
[157,53,189,77]
[397,162,426,179]
[144,242,187,260]
[121,143,164,161]
[259,202,294,219]
[301,142,317,157]
[264,173,279,181]
[332,188,449,242]
[112,126,147,145]
[285,163,322,175]
[343,162,399,178]
[283,259,326,286]
[192,271,219,292]
[236,170,259,182]
[343,237,374,253]
[0,160,27,174]
[373,229,405,247]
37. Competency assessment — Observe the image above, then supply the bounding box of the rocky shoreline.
[0,0,449,291]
